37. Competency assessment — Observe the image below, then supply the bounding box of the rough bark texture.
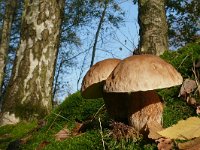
[103,90,163,134]
[0,0,17,95]
[137,0,168,55]
[1,0,65,125]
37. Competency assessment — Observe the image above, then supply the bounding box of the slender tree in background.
[137,0,168,55]
[0,0,65,125]
[0,0,23,96]
[0,0,17,97]
[90,0,108,67]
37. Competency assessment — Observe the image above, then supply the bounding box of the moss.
[0,121,37,149]
[45,91,105,129]
[161,43,200,78]
[18,92,156,150]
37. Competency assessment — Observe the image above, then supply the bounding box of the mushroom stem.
[103,90,163,134]
[128,90,163,134]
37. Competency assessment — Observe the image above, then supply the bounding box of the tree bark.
[0,0,17,96]
[137,0,168,55]
[1,0,65,125]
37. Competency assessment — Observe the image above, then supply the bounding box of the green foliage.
[159,43,200,127]
[166,0,200,47]
[161,43,200,78]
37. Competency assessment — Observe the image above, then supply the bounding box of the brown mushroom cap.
[104,54,183,92]
[81,58,121,99]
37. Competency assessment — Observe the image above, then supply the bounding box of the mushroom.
[103,54,183,133]
[81,58,121,99]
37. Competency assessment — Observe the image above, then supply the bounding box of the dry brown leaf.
[54,126,70,141]
[179,79,197,97]
[156,138,173,150]
[158,117,200,140]
[178,137,200,150]
[71,122,84,136]
[147,122,163,140]
[20,135,32,144]
[196,106,200,115]
[186,97,197,106]
[36,141,50,150]
[186,144,200,150]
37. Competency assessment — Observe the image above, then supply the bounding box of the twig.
[93,104,105,119]
[192,64,200,95]
[177,55,189,69]
[99,117,105,150]
[52,112,69,121]
[46,111,61,133]
[75,104,105,133]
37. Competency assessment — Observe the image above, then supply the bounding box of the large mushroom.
[81,58,121,99]
[103,54,183,133]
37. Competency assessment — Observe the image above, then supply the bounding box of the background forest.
[0,0,199,149]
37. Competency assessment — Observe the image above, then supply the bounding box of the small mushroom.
[103,54,183,133]
[81,58,121,99]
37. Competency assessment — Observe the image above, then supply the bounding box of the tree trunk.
[0,0,65,125]
[0,0,17,96]
[90,1,108,67]
[137,0,168,55]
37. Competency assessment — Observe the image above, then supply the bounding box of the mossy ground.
[0,43,199,149]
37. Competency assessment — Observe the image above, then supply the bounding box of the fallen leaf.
[179,79,197,97]
[158,117,200,140]
[156,138,173,150]
[54,126,70,141]
[186,144,200,150]
[196,106,200,115]
[71,122,84,136]
[186,97,197,106]
[178,137,200,150]
[147,122,163,140]
[20,135,32,144]
[36,141,50,150]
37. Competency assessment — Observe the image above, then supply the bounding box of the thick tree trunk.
[1,0,65,125]
[137,0,168,55]
[0,0,17,96]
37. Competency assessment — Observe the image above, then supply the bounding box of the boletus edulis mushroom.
[103,54,183,133]
[81,58,121,99]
